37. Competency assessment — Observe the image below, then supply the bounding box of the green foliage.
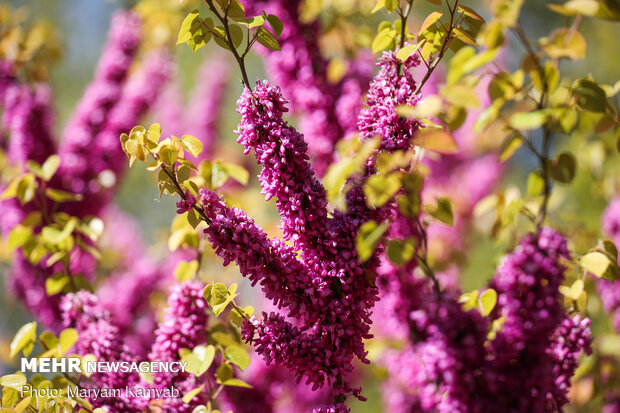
[425,197,454,226]
[203,283,239,317]
[356,221,389,262]
[9,322,37,358]
[580,239,620,281]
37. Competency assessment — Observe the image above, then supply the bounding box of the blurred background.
[2,0,620,411]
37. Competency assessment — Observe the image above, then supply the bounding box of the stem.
[161,165,213,226]
[537,124,552,229]
[414,0,459,94]
[512,23,555,230]
[204,0,252,90]
[415,218,441,296]
[416,253,441,295]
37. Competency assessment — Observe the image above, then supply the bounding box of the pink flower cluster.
[243,0,373,174]
[358,49,422,152]
[376,228,592,412]
[187,80,383,408]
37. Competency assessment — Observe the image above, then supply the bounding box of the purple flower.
[235,81,329,252]
[146,281,209,412]
[61,291,140,412]
[57,20,172,216]
[7,254,63,329]
[3,82,56,165]
[547,315,592,407]
[176,191,197,214]
[358,48,422,152]
[243,0,373,174]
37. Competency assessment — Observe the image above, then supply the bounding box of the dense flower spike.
[147,281,209,412]
[57,50,173,215]
[61,291,139,412]
[485,228,574,412]
[548,315,592,407]
[59,11,140,154]
[199,189,315,314]
[201,79,382,399]
[3,82,56,165]
[358,49,422,152]
[8,255,63,328]
[235,81,329,251]
[186,55,231,160]
[244,0,372,174]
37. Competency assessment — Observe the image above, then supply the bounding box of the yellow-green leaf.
[479,289,498,316]
[10,322,37,358]
[182,384,204,404]
[0,374,26,390]
[580,252,611,278]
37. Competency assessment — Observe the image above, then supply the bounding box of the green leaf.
[550,152,576,184]
[256,27,281,50]
[527,171,546,197]
[45,188,83,203]
[266,14,283,37]
[499,133,523,162]
[187,209,200,229]
[211,331,236,347]
[395,43,422,62]
[453,27,479,46]
[222,378,253,388]
[194,345,216,376]
[385,0,398,12]
[572,79,608,113]
[41,218,78,245]
[225,345,250,371]
[419,11,443,36]
[217,363,234,382]
[221,162,249,185]
[398,171,424,217]
[175,260,199,282]
[479,289,497,316]
[228,0,246,19]
[372,0,386,13]
[397,95,442,119]
[159,143,178,166]
[0,374,26,390]
[228,24,244,49]
[356,221,389,262]
[580,252,611,278]
[372,27,396,53]
[364,173,401,207]
[509,111,548,130]
[560,279,585,300]
[177,11,200,45]
[425,198,454,226]
[549,0,600,17]
[240,15,265,29]
[46,273,69,295]
[10,322,36,358]
[414,128,459,154]
[203,283,237,317]
[181,135,204,158]
[459,290,479,311]
[148,123,162,142]
[6,225,32,253]
[58,328,78,355]
[541,28,586,60]
[387,238,417,266]
[182,384,204,404]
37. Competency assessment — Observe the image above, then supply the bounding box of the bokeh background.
[2,0,620,411]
